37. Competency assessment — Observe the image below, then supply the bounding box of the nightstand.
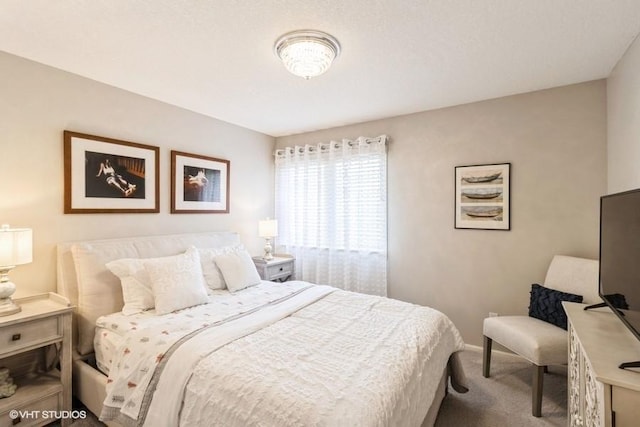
[0,293,72,427]
[252,255,295,282]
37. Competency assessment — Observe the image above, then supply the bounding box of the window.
[275,135,387,295]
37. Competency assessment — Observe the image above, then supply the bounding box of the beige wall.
[607,34,640,193]
[1,47,608,346]
[276,81,607,345]
[0,52,275,297]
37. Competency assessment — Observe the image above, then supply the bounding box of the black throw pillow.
[528,284,583,330]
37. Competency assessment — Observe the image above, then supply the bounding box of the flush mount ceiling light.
[274,30,341,79]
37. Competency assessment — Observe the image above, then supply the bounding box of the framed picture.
[171,150,230,213]
[64,131,160,213]
[455,162,510,230]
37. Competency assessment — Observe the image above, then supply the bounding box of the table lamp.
[258,219,278,261]
[0,225,32,316]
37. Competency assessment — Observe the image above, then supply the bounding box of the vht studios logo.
[9,409,87,421]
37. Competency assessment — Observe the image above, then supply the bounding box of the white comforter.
[99,281,466,427]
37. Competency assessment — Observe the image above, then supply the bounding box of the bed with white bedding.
[56,232,467,427]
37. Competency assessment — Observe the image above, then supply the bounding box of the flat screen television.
[598,188,640,369]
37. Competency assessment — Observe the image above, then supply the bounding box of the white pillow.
[105,258,155,316]
[144,247,210,314]
[213,250,261,292]
[198,245,244,290]
[71,243,133,355]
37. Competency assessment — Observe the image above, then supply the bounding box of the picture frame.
[454,162,511,230]
[171,150,230,214]
[63,131,160,213]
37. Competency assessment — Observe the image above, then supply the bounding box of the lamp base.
[0,277,20,316]
[0,298,20,316]
[263,238,274,261]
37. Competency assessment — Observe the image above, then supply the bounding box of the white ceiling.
[1,1,639,137]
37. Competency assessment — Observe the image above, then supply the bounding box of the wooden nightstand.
[252,255,295,282]
[0,293,72,427]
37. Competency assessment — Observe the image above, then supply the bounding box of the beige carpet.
[436,347,567,427]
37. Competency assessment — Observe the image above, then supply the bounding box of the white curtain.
[275,135,387,296]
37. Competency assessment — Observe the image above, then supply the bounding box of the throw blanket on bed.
[100,281,322,424]
[101,282,466,427]
[178,291,466,427]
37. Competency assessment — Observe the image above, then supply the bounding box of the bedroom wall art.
[63,131,160,213]
[171,150,230,213]
[454,162,511,230]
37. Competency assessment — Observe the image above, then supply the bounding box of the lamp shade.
[259,219,278,238]
[0,225,32,267]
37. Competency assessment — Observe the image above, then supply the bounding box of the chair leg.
[532,364,545,417]
[482,336,492,378]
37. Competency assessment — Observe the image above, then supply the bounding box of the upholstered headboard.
[56,231,241,356]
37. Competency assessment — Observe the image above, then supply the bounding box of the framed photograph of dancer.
[454,162,510,230]
[171,150,230,213]
[64,131,160,213]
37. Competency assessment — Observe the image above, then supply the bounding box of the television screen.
[599,188,640,342]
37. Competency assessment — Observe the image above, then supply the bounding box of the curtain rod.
[274,135,388,156]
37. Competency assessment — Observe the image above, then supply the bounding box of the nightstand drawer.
[266,262,293,279]
[0,392,60,427]
[0,317,60,356]
[253,255,295,282]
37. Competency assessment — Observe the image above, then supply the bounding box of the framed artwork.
[171,150,230,213]
[64,131,160,213]
[455,162,510,230]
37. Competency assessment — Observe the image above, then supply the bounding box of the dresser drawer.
[0,317,61,356]
[0,392,60,427]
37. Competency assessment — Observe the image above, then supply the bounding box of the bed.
[56,231,467,427]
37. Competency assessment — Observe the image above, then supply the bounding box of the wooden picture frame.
[171,150,230,214]
[64,131,160,213]
[455,162,511,230]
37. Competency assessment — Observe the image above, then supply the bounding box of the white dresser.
[564,302,640,427]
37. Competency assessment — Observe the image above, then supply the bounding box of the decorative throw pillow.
[198,245,244,290]
[106,258,156,316]
[144,247,210,315]
[213,250,262,292]
[528,284,583,330]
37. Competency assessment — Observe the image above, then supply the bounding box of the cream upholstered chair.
[482,255,599,417]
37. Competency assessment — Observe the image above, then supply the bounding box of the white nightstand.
[0,293,72,427]
[252,255,295,282]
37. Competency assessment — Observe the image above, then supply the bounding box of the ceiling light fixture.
[274,30,341,79]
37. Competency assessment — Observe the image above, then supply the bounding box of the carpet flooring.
[64,347,567,426]
[436,347,567,427]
